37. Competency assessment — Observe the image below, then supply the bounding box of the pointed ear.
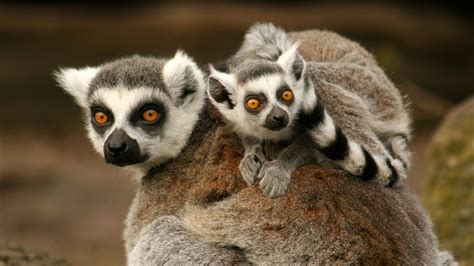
[207,65,237,110]
[277,43,305,82]
[162,50,205,106]
[54,67,100,108]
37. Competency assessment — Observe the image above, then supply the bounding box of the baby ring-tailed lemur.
[55,51,206,176]
[208,23,411,198]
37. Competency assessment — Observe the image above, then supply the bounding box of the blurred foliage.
[0,242,70,265]
[423,97,474,265]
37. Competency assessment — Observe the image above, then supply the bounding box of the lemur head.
[55,52,205,174]
[208,44,310,141]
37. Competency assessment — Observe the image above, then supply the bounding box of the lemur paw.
[391,158,407,180]
[239,146,266,185]
[375,157,406,187]
[335,142,366,178]
[257,160,292,198]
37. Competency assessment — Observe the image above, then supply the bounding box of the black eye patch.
[244,92,267,114]
[89,103,114,135]
[276,84,294,106]
[130,100,167,136]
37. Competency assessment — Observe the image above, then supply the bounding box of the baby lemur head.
[208,44,310,141]
[55,52,205,174]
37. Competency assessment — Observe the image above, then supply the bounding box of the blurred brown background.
[0,1,472,265]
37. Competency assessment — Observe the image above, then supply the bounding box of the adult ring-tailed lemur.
[56,52,250,263]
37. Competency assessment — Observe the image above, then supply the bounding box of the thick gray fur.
[228,23,293,64]
[127,216,249,265]
[57,28,455,265]
[127,24,453,265]
[438,251,458,266]
[223,23,412,196]
[90,55,168,95]
[234,60,284,84]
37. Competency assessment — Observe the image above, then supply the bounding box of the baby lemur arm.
[127,216,248,265]
[257,134,316,197]
[239,136,266,185]
[239,135,316,198]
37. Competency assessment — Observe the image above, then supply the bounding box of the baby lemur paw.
[375,157,407,187]
[387,158,407,185]
[258,160,292,198]
[239,146,266,185]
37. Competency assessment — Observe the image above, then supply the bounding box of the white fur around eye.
[208,73,301,142]
[87,83,205,176]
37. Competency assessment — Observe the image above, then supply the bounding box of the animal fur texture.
[55,52,206,176]
[124,24,454,265]
[208,23,411,198]
[124,104,453,265]
[55,31,455,265]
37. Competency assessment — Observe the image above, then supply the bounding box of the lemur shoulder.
[208,23,411,197]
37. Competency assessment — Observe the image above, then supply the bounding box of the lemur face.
[208,44,307,141]
[56,52,205,174]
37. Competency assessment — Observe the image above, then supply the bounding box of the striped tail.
[298,101,406,187]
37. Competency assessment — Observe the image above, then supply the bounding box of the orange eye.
[94,112,109,125]
[281,89,293,102]
[245,98,261,110]
[142,109,160,123]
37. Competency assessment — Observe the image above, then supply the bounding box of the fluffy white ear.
[277,43,305,82]
[207,65,237,110]
[54,67,100,108]
[162,50,205,106]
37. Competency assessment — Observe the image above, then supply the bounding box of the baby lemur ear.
[162,50,205,106]
[277,43,305,82]
[207,65,237,110]
[54,67,100,108]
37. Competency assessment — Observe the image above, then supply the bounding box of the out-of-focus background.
[0,0,472,265]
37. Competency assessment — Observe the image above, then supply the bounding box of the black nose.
[103,129,145,166]
[264,107,289,131]
[272,113,286,123]
[105,130,130,156]
[107,141,127,155]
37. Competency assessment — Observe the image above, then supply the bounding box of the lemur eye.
[281,89,294,102]
[142,109,160,123]
[245,98,261,110]
[94,111,109,125]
